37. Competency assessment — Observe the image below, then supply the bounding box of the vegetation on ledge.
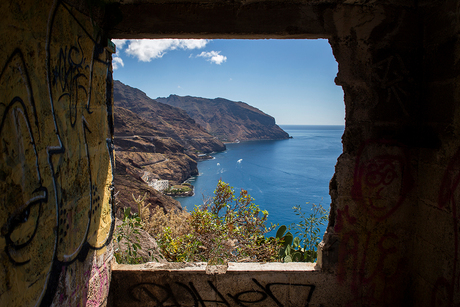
[164,183,194,197]
[114,181,329,264]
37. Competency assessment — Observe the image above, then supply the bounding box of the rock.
[114,80,226,153]
[156,95,290,142]
[113,81,227,213]
[113,156,183,214]
[113,218,167,264]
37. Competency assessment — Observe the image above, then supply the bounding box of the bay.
[175,125,344,236]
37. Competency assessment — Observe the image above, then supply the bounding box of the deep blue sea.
[175,125,344,236]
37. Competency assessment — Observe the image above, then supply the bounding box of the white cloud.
[123,39,209,62]
[196,51,227,65]
[112,56,124,70]
[112,39,127,51]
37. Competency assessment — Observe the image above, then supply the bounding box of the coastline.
[172,125,343,235]
[222,137,292,144]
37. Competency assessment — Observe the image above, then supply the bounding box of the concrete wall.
[322,2,421,306]
[2,0,460,306]
[326,1,459,305]
[411,0,460,305]
[110,263,343,307]
[0,1,114,306]
[107,0,460,306]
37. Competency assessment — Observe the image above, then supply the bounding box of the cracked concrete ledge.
[109,261,338,306]
[113,261,318,272]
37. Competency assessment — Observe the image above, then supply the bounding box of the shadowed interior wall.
[108,1,460,306]
[322,3,422,305]
[1,0,460,306]
[411,1,460,305]
[0,1,114,306]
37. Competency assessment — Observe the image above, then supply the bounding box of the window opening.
[111,39,344,263]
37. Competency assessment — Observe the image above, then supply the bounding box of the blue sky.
[112,39,344,125]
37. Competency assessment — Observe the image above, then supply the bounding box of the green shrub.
[113,207,144,264]
[151,180,280,262]
[164,185,192,195]
[116,182,328,264]
[276,202,329,262]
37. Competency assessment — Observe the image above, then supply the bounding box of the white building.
[150,179,169,192]
[141,172,169,192]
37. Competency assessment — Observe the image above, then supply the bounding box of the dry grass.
[130,181,280,263]
[143,206,192,240]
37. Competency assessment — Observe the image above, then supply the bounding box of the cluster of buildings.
[141,172,169,192]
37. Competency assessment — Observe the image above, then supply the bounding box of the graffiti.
[351,139,413,221]
[52,39,90,127]
[86,262,110,307]
[46,0,114,260]
[0,48,54,306]
[431,147,460,305]
[128,278,316,307]
[55,259,111,306]
[0,0,114,306]
[369,11,418,119]
[336,140,413,306]
[372,54,413,115]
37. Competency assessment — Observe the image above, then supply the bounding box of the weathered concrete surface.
[2,0,460,306]
[411,1,460,306]
[110,262,342,307]
[106,0,459,305]
[318,3,422,305]
[0,0,114,306]
[108,0,335,39]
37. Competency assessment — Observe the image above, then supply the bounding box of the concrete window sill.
[109,261,339,306]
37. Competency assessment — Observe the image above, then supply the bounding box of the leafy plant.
[113,207,144,264]
[148,180,280,262]
[276,225,295,262]
[196,180,279,262]
[276,202,329,262]
[292,202,329,259]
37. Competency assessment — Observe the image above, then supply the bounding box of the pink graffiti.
[336,139,412,306]
[351,139,413,221]
[86,263,109,307]
[432,147,460,305]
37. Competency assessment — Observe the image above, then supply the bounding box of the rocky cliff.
[156,95,290,142]
[114,81,226,153]
[113,81,226,213]
[113,80,289,213]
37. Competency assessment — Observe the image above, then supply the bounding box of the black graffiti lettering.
[227,290,267,306]
[129,283,181,306]
[190,281,231,307]
[129,281,232,307]
[251,279,316,307]
[52,39,87,93]
[175,282,200,306]
[52,37,90,127]
[127,279,316,307]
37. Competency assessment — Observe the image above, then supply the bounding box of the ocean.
[175,125,344,237]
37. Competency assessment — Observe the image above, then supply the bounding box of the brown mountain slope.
[114,80,226,153]
[114,106,168,138]
[113,106,196,213]
[156,95,290,142]
[113,81,228,213]
[113,156,183,214]
[113,81,225,213]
